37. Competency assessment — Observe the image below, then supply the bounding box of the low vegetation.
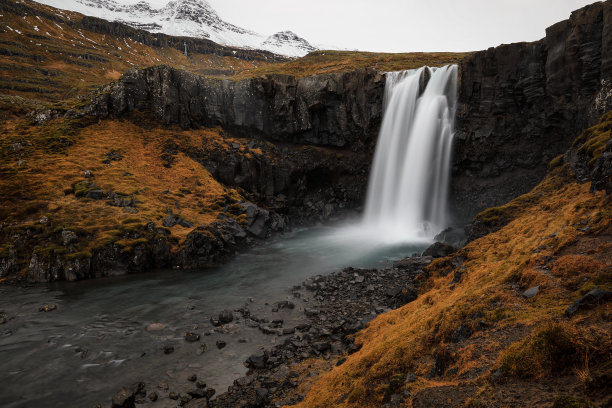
[0,111,258,279]
[232,50,468,79]
[292,115,612,408]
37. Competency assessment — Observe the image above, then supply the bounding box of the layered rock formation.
[88,66,385,148]
[452,1,612,221]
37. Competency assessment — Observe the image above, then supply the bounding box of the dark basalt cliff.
[88,67,385,148]
[452,0,612,221]
[87,0,612,228]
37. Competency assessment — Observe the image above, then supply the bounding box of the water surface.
[0,224,427,407]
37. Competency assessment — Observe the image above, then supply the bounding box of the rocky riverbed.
[100,253,435,408]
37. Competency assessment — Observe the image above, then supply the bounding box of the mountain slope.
[36,0,319,57]
[293,111,612,408]
[0,0,284,101]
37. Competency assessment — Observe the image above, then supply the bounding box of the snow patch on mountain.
[261,31,317,58]
[36,0,319,57]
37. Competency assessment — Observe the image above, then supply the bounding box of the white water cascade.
[362,65,458,243]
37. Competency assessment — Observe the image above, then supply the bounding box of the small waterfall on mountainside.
[362,65,458,242]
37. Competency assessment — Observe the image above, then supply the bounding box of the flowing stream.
[0,226,426,408]
[0,65,458,407]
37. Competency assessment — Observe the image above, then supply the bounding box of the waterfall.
[363,65,458,242]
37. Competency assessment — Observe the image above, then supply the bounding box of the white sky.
[87,0,600,52]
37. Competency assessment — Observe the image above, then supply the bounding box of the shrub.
[551,255,602,290]
[498,323,583,378]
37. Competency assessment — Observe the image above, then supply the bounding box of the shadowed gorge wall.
[88,67,385,148]
[452,0,612,222]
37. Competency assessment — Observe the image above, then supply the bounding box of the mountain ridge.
[36,0,319,57]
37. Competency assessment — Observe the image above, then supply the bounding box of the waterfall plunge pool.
[0,224,429,408]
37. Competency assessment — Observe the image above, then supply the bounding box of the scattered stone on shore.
[216,340,227,349]
[38,304,57,312]
[111,382,145,408]
[185,332,201,342]
[211,256,430,407]
[146,322,166,332]
[163,345,174,355]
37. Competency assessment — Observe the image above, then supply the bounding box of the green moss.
[121,217,142,225]
[65,250,93,260]
[551,396,596,408]
[498,323,581,378]
[0,243,14,258]
[73,181,98,198]
[548,154,564,170]
[33,244,68,259]
[115,237,148,250]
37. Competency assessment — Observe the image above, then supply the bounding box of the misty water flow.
[362,65,458,242]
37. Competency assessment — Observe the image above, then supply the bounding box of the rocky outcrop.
[452,1,612,222]
[88,66,385,148]
[191,137,370,223]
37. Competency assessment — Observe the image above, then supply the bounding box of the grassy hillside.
[0,0,282,101]
[232,50,468,79]
[292,115,612,408]
[0,1,467,102]
[0,110,250,278]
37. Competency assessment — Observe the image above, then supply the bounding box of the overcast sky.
[115,0,598,52]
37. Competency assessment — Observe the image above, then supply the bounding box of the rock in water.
[218,310,233,324]
[422,242,456,258]
[185,332,201,342]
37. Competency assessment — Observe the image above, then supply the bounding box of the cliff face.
[452,1,612,221]
[89,67,385,148]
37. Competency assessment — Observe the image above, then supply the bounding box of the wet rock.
[146,323,166,332]
[255,388,269,404]
[434,227,467,248]
[39,304,57,312]
[187,388,205,399]
[111,383,145,408]
[185,332,201,343]
[422,242,456,258]
[275,300,295,310]
[163,345,174,355]
[246,352,267,369]
[304,308,319,317]
[216,340,226,349]
[184,399,208,408]
[61,230,78,247]
[111,388,135,408]
[523,286,540,298]
[218,310,234,324]
[565,288,612,317]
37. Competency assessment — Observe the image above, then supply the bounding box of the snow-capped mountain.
[36,0,318,57]
[262,31,316,57]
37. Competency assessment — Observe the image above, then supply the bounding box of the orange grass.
[295,176,611,407]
